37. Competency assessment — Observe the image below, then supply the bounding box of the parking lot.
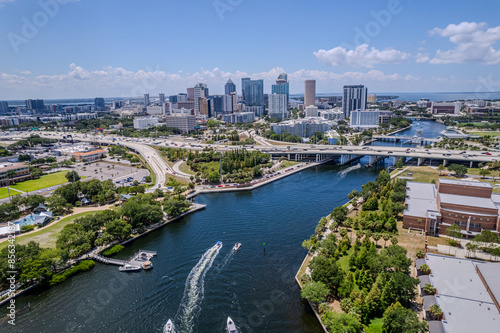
[73,161,150,185]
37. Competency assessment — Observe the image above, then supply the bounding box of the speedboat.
[119,264,141,272]
[233,243,241,251]
[216,241,223,249]
[164,319,173,333]
[227,317,237,333]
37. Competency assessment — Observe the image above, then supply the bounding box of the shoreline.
[294,166,410,332]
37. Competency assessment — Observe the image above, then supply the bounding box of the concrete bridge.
[372,135,440,145]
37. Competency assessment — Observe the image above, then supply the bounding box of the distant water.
[290,91,500,102]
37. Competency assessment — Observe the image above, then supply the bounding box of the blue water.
[1,164,383,333]
[290,92,500,102]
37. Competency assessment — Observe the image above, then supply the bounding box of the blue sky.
[0,0,499,99]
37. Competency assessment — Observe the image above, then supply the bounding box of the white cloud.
[427,22,500,64]
[313,44,410,68]
[0,0,15,6]
[415,53,430,63]
[19,70,32,75]
[6,63,489,99]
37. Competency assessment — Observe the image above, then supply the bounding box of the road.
[6,131,500,191]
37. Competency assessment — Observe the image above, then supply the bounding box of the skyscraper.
[25,99,45,111]
[225,79,236,95]
[144,94,150,106]
[187,88,195,101]
[0,101,9,114]
[159,93,165,105]
[268,93,288,120]
[199,97,212,118]
[342,85,367,118]
[94,97,105,110]
[304,80,316,107]
[241,78,264,108]
[272,73,289,110]
[194,83,208,115]
[213,95,233,116]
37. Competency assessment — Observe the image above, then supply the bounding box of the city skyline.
[0,0,500,99]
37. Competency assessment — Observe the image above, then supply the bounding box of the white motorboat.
[119,264,141,272]
[233,243,241,251]
[164,319,174,333]
[227,317,237,333]
[216,241,223,249]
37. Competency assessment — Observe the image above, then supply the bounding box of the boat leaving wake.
[339,163,361,178]
[216,250,235,272]
[176,244,221,333]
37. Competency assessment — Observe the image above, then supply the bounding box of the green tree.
[479,168,491,178]
[382,302,427,333]
[381,272,419,308]
[207,119,220,128]
[423,283,436,295]
[429,304,443,320]
[419,264,431,275]
[396,158,404,169]
[415,250,425,259]
[437,164,444,175]
[301,281,330,304]
[65,170,81,183]
[447,163,467,177]
[322,312,362,333]
[207,171,221,183]
[309,256,345,296]
[104,219,132,241]
[363,196,379,211]
[331,205,348,225]
[446,223,462,244]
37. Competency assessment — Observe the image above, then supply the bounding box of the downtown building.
[342,85,367,118]
[268,93,288,120]
[349,109,380,129]
[194,83,209,115]
[270,118,336,140]
[272,73,289,109]
[212,95,233,116]
[223,112,255,124]
[403,178,500,236]
[304,80,316,107]
[242,78,264,116]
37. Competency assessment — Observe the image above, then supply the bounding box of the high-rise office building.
[194,83,208,115]
[25,99,45,112]
[342,85,367,118]
[159,93,165,105]
[225,79,236,95]
[199,97,212,118]
[177,93,188,102]
[213,95,233,116]
[0,101,9,114]
[272,73,289,110]
[242,78,264,107]
[187,88,195,101]
[268,93,288,120]
[169,95,178,103]
[144,94,150,106]
[94,97,105,110]
[304,80,316,107]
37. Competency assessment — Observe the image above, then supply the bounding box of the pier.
[88,249,157,271]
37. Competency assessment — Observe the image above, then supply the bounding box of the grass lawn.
[11,171,70,192]
[469,131,500,137]
[364,317,384,333]
[179,161,196,175]
[0,211,96,251]
[405,166,500,193]
[281,160,301,168]
[0,187,23,199]
[337,246,354,271]
[467,167,500,178]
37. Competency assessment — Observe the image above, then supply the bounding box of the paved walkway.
[172,160,192,178]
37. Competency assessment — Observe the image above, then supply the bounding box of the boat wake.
[216,250,235,272]
[339,163,361,178]
[176,244,220,333]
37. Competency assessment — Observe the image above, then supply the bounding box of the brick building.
[403,179,500,236]
[71,149,106,162]
[0,162,31,186]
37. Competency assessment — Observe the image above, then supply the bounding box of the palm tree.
[372,233,381,246]
[382,234,391,247]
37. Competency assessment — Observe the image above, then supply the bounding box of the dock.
[89,249,157,271]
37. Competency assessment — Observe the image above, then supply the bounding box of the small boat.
[164,319,174,333]
[216,241,223,249]
[227,317,237,333]
[142,260,153,270]
[119,264,141,272]
[233,243,241,251]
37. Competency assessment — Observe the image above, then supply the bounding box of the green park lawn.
[0,187,23,200]
[11,171,70,192]
[0,211,95,251]
[469,131,500,137]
